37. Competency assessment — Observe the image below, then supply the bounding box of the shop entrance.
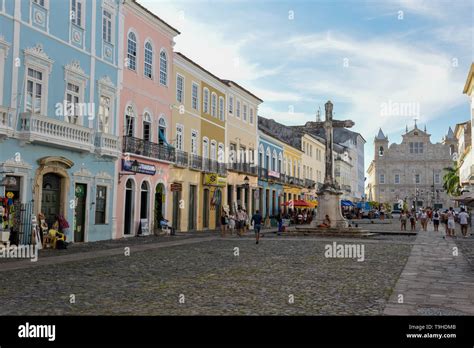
[124,179,135,235]
[41,173,61,227]
[74,183,87,242]
[154,183,165,232]
[214,189,222,228]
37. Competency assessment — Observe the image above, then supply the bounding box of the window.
[176,124,184,151]
[71,0,83,27]
[203,88,209,114]
[65,82,80,124]
[415,174,420,184]
[143,112,151,141]
[236,100,241,118]
[210,141,217,160]
[272,151,277,171]
[202,138,209,158]
[240,146,246,163]
[102,10,112,43]
[278,153,282,172]
[176,74,184,103]
[218,143,224,163]
[409,142,424,154]
[219,97,224,121]
[125,106,135,137]
[394,174,400,184]
[211,93,217,117]
[144,42,153,79]
[191,130,198,154]
[249,108,254,124]
[191,82,199,110]
[159,50,167,85]
[228,95,233,114]
[265,148,270,169]
[379,174,385,184]
[33,0,45,6]
[95,186,107,224]
[98,95,111,133]
[435,173,440,184]
[26,68,43,114]
[158,117,166,145]
[243,104,247,122]
[127,32,137,71]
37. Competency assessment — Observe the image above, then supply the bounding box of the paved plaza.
[1,220,473,316]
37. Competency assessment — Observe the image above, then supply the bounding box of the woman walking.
[220,209,228,237]
[447,207,456,237]
[432,209,440,232]
[400,210,408,231]
[420,209,428,231]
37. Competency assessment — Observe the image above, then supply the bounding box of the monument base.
[312,188,348,229]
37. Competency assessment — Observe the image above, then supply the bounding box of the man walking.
[251,210,263,244]
[459,208,470,238]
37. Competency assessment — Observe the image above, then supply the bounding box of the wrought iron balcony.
[0,106,15,139]
[175,149,188,168]
[201,158,218,173]
[304,179,316,188]
[258,167,268,180]
[189,154,202,171]
[95,132,121,158]
[19,113,95,152]
[218,162,227,176]
[227,162,258,176]
[122,136,175,163]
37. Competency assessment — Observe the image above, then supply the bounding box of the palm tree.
[443,163,461,197]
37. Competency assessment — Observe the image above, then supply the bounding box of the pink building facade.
[116,0,180,238]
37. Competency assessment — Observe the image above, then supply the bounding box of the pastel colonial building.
[458,63,474,191]
[366,125,457,210]
[116,0,179,237]
[0,0,122,242]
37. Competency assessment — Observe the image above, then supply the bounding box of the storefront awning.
[341,200,355,207]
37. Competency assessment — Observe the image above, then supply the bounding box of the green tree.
[443,163,461,197]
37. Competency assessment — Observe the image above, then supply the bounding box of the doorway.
[41,173,61,228]
[214,189,222,228]
[188,185,197,231]
[203,188,209,229]
[154,183,165,231]
[172,190,181,231]
[74,183,87,242]
[124,179,135,235]
[140,181,149,220]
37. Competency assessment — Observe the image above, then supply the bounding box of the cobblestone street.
[1,219,474,316]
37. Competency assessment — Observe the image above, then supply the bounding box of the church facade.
[366,125,457,210]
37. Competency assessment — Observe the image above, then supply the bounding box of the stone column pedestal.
[312,188,348,229]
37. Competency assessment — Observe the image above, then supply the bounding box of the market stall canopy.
[281,199,315,208]
[341,200,355,207]
[453,192,474,204]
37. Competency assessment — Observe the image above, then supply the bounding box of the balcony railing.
[175,150,188,168]
[0,106,15,138]
[123,136,175,162]
[304,179,316,188]
[218,163,227,176]
[189,154,202,171]
[95,132,121,158]
[201,158,219,173]
[19,113,94,152]
[227,162,258,176]
[259,167,268,180]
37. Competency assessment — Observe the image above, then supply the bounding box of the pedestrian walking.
[420,209,428,231]
[447,207,456,237]
[409,211,416,231]
[251,210,263,244]
[220,209,228,237]
[432,209,440,232]
[459,208,469,238]
[236,207,245,237]
[400,210,408,231]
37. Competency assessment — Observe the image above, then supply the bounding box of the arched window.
[203,88,209,114]
[379,146,384,156]
[144,41,153,79]
[218,143,224,163]
[140,181,149,220]
[265,148,271,169]
[158,117,166,145]
[125,105,135,137]
[143,112,151,141]
[278,152,283,173]
[211,93,217,117]
[159,50,167,85]
[210,140,217,160]
[219,96,224,121]
[272,150,277,171]
[127,32,137,71]
[259,145,264,167]
[202,137,209,158]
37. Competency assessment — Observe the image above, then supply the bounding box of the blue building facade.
[257,131,284,218]
[0,0,122,242]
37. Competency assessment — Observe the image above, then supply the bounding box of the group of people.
[399,207,470,238]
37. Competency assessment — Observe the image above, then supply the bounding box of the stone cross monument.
[306,100,355,228]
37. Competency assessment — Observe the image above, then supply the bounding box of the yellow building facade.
[282,144,304,204]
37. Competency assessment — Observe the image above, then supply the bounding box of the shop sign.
[170,183,182,192]
[203,173,226,187]
[122,159,156,175]
[268,170,280,178]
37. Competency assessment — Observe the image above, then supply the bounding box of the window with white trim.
[176,74,184,103]
[203,88,209,114]
[98,95,111,133]
[394,174,400,184]
[211,93,217,117]
[435,173,440,184]
[144,41,153,79]
[158,117,167,145]
[210,140,217,160]
[33,0,45,7]
[25,68,43,114]
[236,100,241,118]
[243,104,247,122]
[95,185,107,224]
[102,10,112,44]
[191,82,199,110]
[159,50,167,85]
[191,130,198,155]
[218,143,224,163]
[125,106,135,137]
[219,96,224,121]
[71,0,83,27]
[379,174,385,184]
[202,137,209,158]
[127,32,137,71]
[176,124,184,151]
[65,82,80,124]
[228,95,233,115]
[249,108,254,124]
[143,112,151,141]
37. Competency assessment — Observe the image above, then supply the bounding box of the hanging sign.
[122,160,156,175]
[203,174,226,187]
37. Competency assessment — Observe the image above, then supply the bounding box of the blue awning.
[341,200,355,207]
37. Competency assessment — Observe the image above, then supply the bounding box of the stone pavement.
[384,222,474,315]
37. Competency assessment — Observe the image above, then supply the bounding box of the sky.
[142,0,473,173]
